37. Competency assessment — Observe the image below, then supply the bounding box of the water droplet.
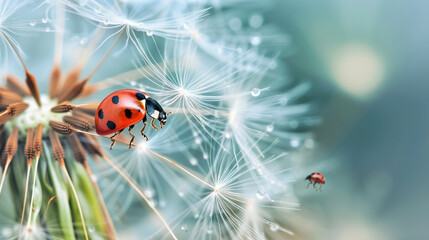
[103,19,110,25]
[89,226,95,233]
[144,189,154,198]
[250,36,261,46]
[181,224,187,231]
[130,81,137,86]
[207,229,213,235]
[29,22,36,27]
[193,212,200,219]
[45,28,50,32]
[290,139,300,148]
[251,88,261,97]
[256,189,266,200]
[269,223,279,232]
[194,137,202,145]
[79,37,87,45]
[189,158,198,166]
[225,131,231,139]
[146,31,153,36]
[203,154,208,160]
[249,14,263,29]
[266,124,274,132]
[42,18,48,23]
[183,23,189,29]
[178,191,184,197]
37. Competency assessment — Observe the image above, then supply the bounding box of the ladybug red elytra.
[95,89,170,149]
[305,172,325,191]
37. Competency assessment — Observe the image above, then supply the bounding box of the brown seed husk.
[25,128,34,163]
[49,121,75,135]
[49,64,62,99]
[33,124,43,158]
[0,89,23,107]
[6,75,31,96]
[57,69,80,98]
[63,115,93,132]
[0,102,29,125]
[66,134,87,164]
[25,70,41,107]
[5,127,19,157]
[49,130,65,165]
[51,101,76,113]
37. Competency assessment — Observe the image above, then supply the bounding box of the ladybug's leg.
[151,118,158,131]
[110,129,124,150]
[306,181,312,188]
[128,125,135,149]
[319,185,322,192]
[140,116,149,141]
[313,182,317,191]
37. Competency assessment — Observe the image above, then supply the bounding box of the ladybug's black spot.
[98,109,104,119]
[125,109,132,118]
[135,92,145,100]
[107,121,116,130]
[112,96,119,104]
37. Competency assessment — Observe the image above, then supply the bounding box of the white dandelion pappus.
[147,139,298,240]
[63,0,208,39]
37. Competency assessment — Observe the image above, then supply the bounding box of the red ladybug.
[95,89,169,149]
[305,172,325,191]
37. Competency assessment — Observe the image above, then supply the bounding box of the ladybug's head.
[158,111,172,128]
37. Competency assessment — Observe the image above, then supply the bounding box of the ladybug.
[95,89,170,149]
[305,172,325,191]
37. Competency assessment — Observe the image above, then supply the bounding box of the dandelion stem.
[25,157,39,235]
[19,165,32,238]
[0,158,12,199]
[60,165,89,240]
[84,163,118,240]
[101,155,178,240]
[149,150,215,190]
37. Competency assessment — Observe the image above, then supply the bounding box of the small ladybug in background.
[95,89,170,149]
[305,172,325,191]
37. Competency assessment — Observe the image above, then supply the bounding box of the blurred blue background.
[272,0,428,239]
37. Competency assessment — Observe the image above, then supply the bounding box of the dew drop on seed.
[189,158,198,166]
[266,124,274,132]
[193,212,200,219]
[225,131,231,139]
[181,225,187,231]
[194,137,202,145]
[269,223,279,232]
[146,31,153,36]
[250,36,261,46]
[144,189,154,198]
[29,22,36,27]
[203,153,208,160]
[256,189,266,200]
[251,88,261,97]
[178,191,184,197]
[249,14,263,29]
